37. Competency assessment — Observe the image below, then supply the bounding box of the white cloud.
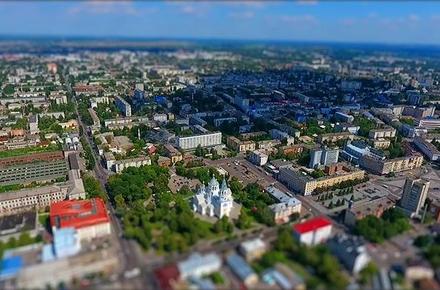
[280,14,318,25]
[229,11,255,20]
[67,1,157,16]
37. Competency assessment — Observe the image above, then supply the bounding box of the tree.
[359,262,379,285]
[236,208,252,229]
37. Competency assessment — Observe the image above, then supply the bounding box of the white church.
[192,177,234,218]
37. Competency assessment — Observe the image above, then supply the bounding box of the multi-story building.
[344,196,396,226]
[50,198,111,242]
[400,178,430,217]
[334,112,354,123]
[278,166,365,196]
[309,147,339,168]
[372,138,391,149]
[0,151,67,186]
[269,197,302,224]
[280,144,304,155]
[29,115,39,135]
[359,154,423,175]
[226,136,255,152]
[164,144,183,164]
[403,106,435,119]
[103,152,151,173]
[248,150,268,166]
[177,132,222,150]
[413,136,440,161]
[327,234,371,274]
[0,170,86,213]
[257,139,281,151]
[293,216,332,246]
[114,96,132,117]
[418,118,440,130]
[269,129,295,146]
[318,132,355,143]
[368,127,396,139]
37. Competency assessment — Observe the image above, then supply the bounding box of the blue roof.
[0,256,23,279]
[226,254,256,281]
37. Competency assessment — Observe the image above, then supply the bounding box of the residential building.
[177,132,222,150]
[177,252,222,279]
[292,216,332,246]
[115,96,132,117]
[413,136,440,161]
[226,254,258,287]
[335,123,360,134]
[269,198,302,224]
[257,139,281,151]
[0,151,67,186]
[278,166,365,195]
[327,234,371,274]
[335,112,354,123]
[192,177,234,218]
[226,136,255,152]
[29,115,39,135]
[418,118,440,130]
[50,198,111,241]
[359,154,423,175]
[400,178,430,217]
[270,129,295,145]
[318,132,355,143]
[309,147,339,168]
[369,127,396,139]
[164,144,183,164]
[213,117,237,127]
[280,144,304,155]
[239,238,267,261]
[372,138,391,149]
[248,150,268,166]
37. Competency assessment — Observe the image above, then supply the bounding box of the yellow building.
[227,136,256,152]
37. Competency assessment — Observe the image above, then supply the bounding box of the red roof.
[293,216,332,234]
[154,264,180,290]
[50,198,110,230]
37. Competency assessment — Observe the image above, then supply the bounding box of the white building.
[248,150,268,166]
[177,132,222,150]
[192,177,233,218]
[177,252,222,279]
[293,216,332,246]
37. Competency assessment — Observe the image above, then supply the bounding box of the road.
[65,75,147,288]
[204,156,329,217]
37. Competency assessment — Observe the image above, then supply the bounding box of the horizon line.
[0,34,440,48]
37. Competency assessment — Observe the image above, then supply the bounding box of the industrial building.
[0,151,68,186]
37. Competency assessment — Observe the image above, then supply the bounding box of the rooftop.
[293,216,332,234]
[50,198,109,230]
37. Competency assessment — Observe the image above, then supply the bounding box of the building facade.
[177,132,222,150]
[400,178,430,217]
[192,177,234,218]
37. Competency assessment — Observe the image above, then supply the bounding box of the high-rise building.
[309,147,339,168]
[400,178,430,217]
[114,96,132,117]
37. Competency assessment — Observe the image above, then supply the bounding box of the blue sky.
[1,1,440,44]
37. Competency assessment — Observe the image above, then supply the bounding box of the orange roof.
[50,198,109,229]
